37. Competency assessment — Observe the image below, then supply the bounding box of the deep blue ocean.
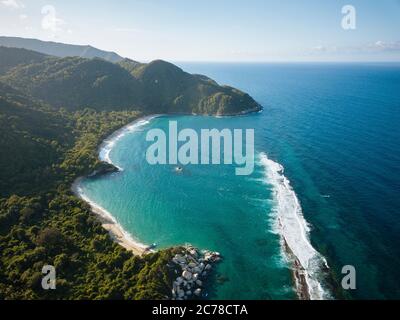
[80,63,400,299]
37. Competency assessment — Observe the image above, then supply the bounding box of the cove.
[78,62,400,300]
[79,114,329,300]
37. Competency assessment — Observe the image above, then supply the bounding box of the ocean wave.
[258,152,330,300]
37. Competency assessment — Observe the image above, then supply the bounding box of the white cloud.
[19,13,27,20]
[371,40,400,51]
[41,5,65,36]
[1,0,25,9]
[310,41,400,56]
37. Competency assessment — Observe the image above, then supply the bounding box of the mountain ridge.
[0,36,124,63]
[1,46,262,115]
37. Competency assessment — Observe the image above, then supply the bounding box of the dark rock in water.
[216,274,230,284]
[89,161,119,178]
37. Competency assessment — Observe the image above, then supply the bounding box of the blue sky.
[1,0,400,61]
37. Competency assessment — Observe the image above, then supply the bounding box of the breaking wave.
[259,152,330,300]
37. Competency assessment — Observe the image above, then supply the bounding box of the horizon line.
[2,35,400,65]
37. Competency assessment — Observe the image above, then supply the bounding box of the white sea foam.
[99,116,157,170]
[259,152,330,300]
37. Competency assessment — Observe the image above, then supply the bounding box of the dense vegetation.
[0,83,184,299]
[0,45,261,299]
[122,59,261,115]
[0,47,47,74]
[1,47,261,115]
[1,56,142,111]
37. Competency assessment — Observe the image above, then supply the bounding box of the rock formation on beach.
[170,245,222,300]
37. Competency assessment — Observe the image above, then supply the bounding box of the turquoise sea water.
[80,63,400,299]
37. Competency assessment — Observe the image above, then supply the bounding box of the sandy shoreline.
[71,115,160,256]
[72,178,148,256]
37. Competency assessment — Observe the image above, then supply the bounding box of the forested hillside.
[121,59,261,115]
[0,83,71,196]
[0,90,180,298]
[1,56,143,111]
[1,48,261,115]
[0,46,47,74]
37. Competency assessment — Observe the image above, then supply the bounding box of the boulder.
[175,254,186,264]
[194,288,202,297]
[176,277,183,284]
[193,267,201,274]
[182,270,192,281]
[178,289,185,298]
[196,280,203,287]
[189,249,198,257]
